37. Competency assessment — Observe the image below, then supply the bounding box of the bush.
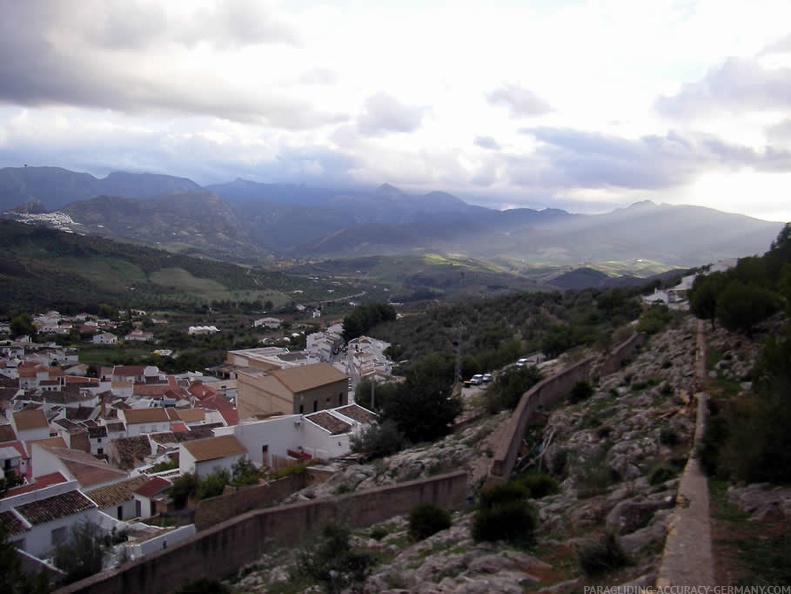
[408,503,452,541]
[350,419,405,460]
[471,482,536,546]
[517,472,560,499]
[648,463,678,486]
[53,521,107,584]
[568,380,594,404]
[577,532,631,576]
[294,522,377,593]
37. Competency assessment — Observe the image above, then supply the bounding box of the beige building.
[237,362,349,420]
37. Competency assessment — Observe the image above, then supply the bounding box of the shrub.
[350,419,405,460]
[294,522,377,593]
[408,503,452,541]
[518,472,560,499]
[648,463,678,486]
[659,426,679,446]
[568,380,594,404]
[577,532,631,576]
[471,482,536,546]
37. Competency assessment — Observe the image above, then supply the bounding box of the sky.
[1,0,791,222]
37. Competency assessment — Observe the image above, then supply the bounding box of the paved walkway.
[656,321,716,587]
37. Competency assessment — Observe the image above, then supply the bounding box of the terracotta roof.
[105,422,125,433]
[16,490,96,525]
[182,435,246,462]
[170,422,189,433]
[112,365,146,376]
[26,435,68,450]
[133,384,179,397]
[38,445,128,488]
[335,404,377,424]
[149,432,179,445]
[305,411,353,435]
[0,510,28,536]
[271,363,347,394]
[111,436,152,470]
[13,409,49,431]
[219,409,239,427]
[133,476,172,499]
[54,418,82,431]
[175,408,205,423]
[0,423,17,442]
[86,475,149,508]
[5,472,68,496]
[123,408,170,424]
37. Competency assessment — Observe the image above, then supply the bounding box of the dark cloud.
[0,1,320,128]
[487,84,551,118]
[474,136,501,150]
[357,93,428,136]
[655,57,791,118]
[510,127,791,191]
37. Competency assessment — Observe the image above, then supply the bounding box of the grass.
[709,479,791,585]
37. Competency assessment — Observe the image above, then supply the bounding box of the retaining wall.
[490,356,595,479]
[56,470,468,594]
[194,473,309,531]
[489,332,647,481]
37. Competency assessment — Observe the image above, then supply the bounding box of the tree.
[381,353,462,443]
[489,365,543,411]
[10,314,36,339]
[350,419,405,459]
[715,280,779,337]
[53,520,107,584]
[0,526,50,593]
[342,303,396,341]
[689,271,726,329]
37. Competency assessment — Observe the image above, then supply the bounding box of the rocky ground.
[225,315,767,593]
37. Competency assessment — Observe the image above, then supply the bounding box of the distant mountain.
[60,191,271,264]
[0,166,784,272]
[0,166,201,211]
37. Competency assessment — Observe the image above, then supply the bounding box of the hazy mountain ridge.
[0,166,784,271]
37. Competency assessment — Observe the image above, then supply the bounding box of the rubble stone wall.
[55,471,468,594]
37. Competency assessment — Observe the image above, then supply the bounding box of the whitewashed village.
[0,311,392,579]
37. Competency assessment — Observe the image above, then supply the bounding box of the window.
[313,400,318,412]
[98,448,104,455]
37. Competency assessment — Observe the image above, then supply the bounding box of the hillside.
[0,220,312,313]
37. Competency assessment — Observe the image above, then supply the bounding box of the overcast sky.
[2,0,791,222]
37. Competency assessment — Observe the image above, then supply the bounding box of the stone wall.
[489,356,594,480]
[489,333,647,482]
[55,471,468,594]
[194,473,309,531]
[598,332,646,376]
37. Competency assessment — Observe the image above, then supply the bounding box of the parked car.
[482,373,493,383]
[470,374,484,385]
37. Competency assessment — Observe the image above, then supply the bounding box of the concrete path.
[656,321,716,587]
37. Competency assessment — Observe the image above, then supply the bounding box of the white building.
[179,435,248,478]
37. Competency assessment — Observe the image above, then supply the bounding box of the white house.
[93,333,118,345]
[179,435,247,478]
[214,403,376,467]
[253,317,281,329]
[132,476,172,519]
[85,475,150,521]
[121,408,171,437]
[11,409,51,443]
[0,480,119,559]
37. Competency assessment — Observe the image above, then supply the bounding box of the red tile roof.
[0,510,28,536]
[0,423,17,443]
[5,472,68,496]
[133,476,172,499]
[13,409,49,431]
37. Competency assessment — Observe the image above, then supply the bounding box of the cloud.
[487,84,551,118]
[0,1,325,128]
[357,93,428,136]
[511,127,791,192]
[474,136,501,150]
[656,56,791,118]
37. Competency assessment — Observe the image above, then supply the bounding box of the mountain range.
[0,166,783,271]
